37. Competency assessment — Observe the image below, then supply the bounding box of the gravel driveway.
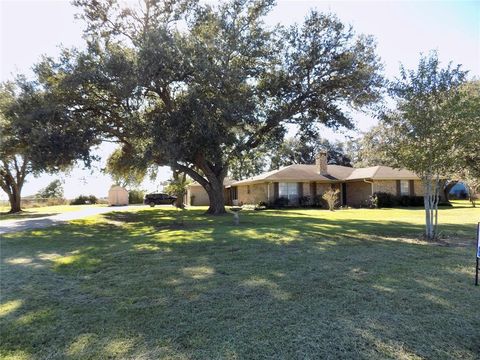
[0,205,145,234]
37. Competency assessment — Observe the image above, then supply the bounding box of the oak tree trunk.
[1,157,27,214]
[173,156,227,215]
[442,180,457,204]
[8,187,22,213]
[204,175,227,215]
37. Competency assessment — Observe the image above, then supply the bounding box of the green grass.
[1,204,479,359]
[0,205,106,222]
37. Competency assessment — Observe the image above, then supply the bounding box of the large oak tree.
[0,78,96,213]
[41,0,384,214]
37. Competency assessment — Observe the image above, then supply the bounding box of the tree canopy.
[373,52,478,239]
[345,123,393,168]
[36,0,384,214]
[0,78,95,212]
[104,147,152,188]
[269,136,352,170]
[448,80,480,206]
[35,179,64,199]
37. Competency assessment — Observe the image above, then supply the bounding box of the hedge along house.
[186,152,424,207]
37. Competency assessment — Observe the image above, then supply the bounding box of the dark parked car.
[144,193,177,207]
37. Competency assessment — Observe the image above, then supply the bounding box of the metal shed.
[108,185,129,206]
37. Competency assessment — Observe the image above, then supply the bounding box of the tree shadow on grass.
[0,212,58,222]
[1,208,479,359]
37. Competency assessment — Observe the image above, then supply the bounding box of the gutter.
[363,178,374,196]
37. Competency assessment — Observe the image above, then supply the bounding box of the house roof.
[186,164,420,188]
[232,164,335,185]
[346,166,419,181]
[230,164,419,186]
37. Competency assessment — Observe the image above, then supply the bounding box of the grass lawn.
[1,203,479,359]
[0,205,106,222]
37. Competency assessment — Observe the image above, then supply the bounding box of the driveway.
[0,205,145,234]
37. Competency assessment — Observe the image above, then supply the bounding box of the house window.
[400,180,409,196]
[279,182,298,201]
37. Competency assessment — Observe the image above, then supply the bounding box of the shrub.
[312,195,326,208]
[398,195,411,207]
[271,196,289,208]
[371,192,396,208]
[398,195,424,207]
[128,190,145,204]
[372,192,428,208]
[70,195,98,205]
[298,196,311,207]
[409,196,424,207]
[322,189,340,211]
[255,201,268,211]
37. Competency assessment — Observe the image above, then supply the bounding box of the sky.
[1,0,479,199]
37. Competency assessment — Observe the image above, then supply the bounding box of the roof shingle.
[230,164,419,186]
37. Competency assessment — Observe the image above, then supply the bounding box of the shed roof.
[109,185,128,192]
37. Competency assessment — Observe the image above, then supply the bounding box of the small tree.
[322,188,340,211]
[382,52,471,240]
[36,179,64,199]
[464,174,480,207]
[164,170,190,209]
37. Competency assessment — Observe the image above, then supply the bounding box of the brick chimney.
[315,151,328,175]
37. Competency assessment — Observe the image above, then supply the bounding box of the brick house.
[186,151,424,207]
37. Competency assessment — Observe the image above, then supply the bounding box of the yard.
[1,203,479,359]
[0,205,105,222]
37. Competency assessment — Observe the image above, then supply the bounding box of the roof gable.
[232,164,354,185]
[346,166,419,180]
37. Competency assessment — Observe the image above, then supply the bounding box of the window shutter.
[310,182,317,197]
[396,180,401,196]
[274,182,279,199]
[409,180,415,196]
